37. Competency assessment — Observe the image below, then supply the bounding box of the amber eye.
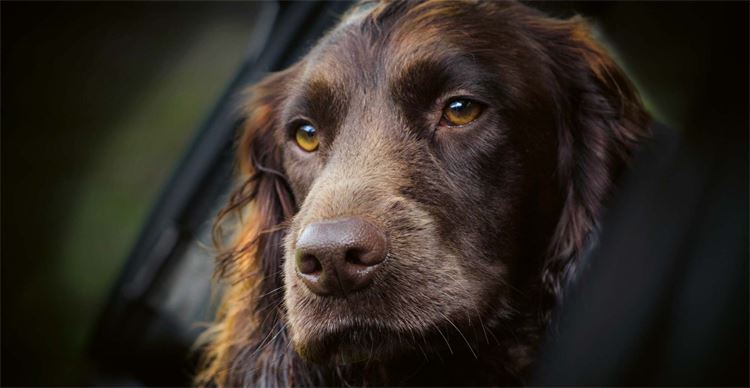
[295,123,319,152]
[442,98,483,126]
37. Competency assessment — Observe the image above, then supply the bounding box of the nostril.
[297,254,322,275]
[345,248,364,266]
[295,217,388,296]
[344,247,385,267]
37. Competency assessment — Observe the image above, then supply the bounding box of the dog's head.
[199,1,648,385]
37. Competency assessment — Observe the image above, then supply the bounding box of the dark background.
[1,2,263,384]
[1,1,747,385]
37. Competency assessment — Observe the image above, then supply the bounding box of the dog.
[197,0,650,385]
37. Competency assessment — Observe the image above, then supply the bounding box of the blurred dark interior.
[1,1,747,386]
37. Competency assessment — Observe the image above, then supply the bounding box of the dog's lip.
[293,321,404,363]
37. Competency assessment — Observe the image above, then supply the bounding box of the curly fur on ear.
[195,67,318,387]
[530,16,651,313]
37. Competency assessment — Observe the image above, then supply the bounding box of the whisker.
[256,285,285,299]
[437,310,477,359]
[479,314,490,345]
[430,321,453,355]
[414,329,429,362]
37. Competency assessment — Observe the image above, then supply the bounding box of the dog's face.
[200,1,648,385]
[279,2,562,363]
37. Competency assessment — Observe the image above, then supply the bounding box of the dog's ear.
[530,16,651,311]
[196,67,303,386]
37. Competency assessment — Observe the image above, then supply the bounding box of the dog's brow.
[391,56,489,106]
[288,78,348,131]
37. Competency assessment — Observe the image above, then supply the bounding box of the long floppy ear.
[529,15,651,312]
[196,66,310,386]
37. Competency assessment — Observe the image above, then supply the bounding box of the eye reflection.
[442,98,483,126]
[295,124,319,152]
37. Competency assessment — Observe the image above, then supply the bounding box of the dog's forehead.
[302,25,378,89]
[301,1,509,92]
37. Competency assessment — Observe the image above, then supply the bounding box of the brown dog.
[197,1,650,385]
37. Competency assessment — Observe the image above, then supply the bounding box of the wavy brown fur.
[196,1,649,386]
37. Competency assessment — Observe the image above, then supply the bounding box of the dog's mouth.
[293,315,475,366]
[293,322,407,364]
[291,315,472,366]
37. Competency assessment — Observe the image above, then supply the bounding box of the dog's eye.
[295,124,319,152]
[442,98,483,126]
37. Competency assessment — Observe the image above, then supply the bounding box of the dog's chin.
[291,324,413,365]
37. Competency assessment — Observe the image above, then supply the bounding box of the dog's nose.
[295,217,387,296]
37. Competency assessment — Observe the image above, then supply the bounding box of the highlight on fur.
[195,69,308,386]
[531,15,650,314]
[195,1,649,386]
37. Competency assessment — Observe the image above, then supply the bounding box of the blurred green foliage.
[2,2,258,384]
